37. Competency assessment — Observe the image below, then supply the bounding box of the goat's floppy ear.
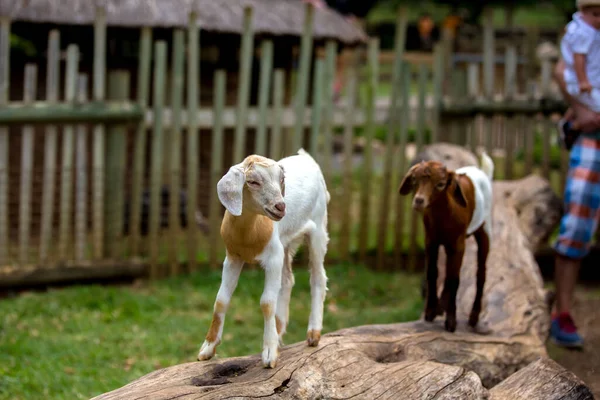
[217,165,245,216]
[398,165,417,195]
[449,172,468,208]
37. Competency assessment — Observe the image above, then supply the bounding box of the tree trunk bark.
[93,145,591,400]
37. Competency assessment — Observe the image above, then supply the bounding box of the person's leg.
[551,135,600,348]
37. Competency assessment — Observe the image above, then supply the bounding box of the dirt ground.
[548,286,600,398]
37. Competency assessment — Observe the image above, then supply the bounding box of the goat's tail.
[297,148,331,204]
[479,151,495,181]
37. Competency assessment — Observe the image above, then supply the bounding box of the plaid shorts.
[554,134,600,259]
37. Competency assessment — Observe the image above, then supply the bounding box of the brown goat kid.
[399,154,494,332]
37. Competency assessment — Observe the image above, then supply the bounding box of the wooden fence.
[0,5,569,286]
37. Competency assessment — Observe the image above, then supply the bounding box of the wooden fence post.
[0,17,10,264]
[358,38,379,263]
[209,71,226,269]
[105,71,130,260]
[186,12,200,272]
[292,2,315,153]
[58,45,79,261]
[39,30,60,264]
[75,74,89,262]
[269,70,285,160]
[92,7,107,259]
[394,63,411,268]
[376,7,407,270]
[482,7,495,154]
[338,51,357,261]
[320,40,337,185]
[130,27,153,257]
[309,57,324,157]
[149,41,168,278]
[168,29,185,276]
[233,6,254,163]
[256,40,273,156]
[18,65,37,265]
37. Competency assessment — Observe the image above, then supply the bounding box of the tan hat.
[578,0,600,8]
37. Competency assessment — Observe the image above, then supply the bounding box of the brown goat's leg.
[469,226,489,328]
[424,239,440,322]
[443,243,465,332]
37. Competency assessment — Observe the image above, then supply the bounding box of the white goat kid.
[197,149,330,368]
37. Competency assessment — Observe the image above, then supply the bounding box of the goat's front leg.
[443,242,465,332]
[261,257,283,368]
[198,255,244,361]
[424,238,440,323]
[275,248,295,345]
[469,225,489,329]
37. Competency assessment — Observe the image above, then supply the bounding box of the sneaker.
[557,118,580,151]
[550,312,584,348]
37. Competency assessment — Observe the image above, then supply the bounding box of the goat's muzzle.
[412,196,426,211]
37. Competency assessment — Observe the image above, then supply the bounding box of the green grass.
[0,264,423,400]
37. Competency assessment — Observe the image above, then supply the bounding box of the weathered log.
[93,145,590,400]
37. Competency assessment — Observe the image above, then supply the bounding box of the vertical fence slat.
[394,62,411,267]
[540,57,552,179]
[233,6,254,163]
[186,13,200,272]
[504,44,517,180]
[358,38,379,263]
[105,71,129,260]
[292,2,315,152]
[431,43,444,143]
[309,57,324,158]
[338,53,357,261]
[256,40,273,156]
[320,40,337,184]
[168,29,185,276]
[92,7,107,259]
[409,63,429,271]
[0,17,10,264]
[269,70,285,160]
[130,27,153,256]
[376,7,407,270]
[482,7,495,154]
[209,71,226,269]
[467,63,480,152]
[149,41,167,278]
[524,82,536,175]
[39,30,60,263]
[75,74,88,262]
[18,65,37,265]
[58,45,79,261]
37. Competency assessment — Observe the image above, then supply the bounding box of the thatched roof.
[1,0,367,43]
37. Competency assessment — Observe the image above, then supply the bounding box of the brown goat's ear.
[398,166,416,195]
[449,172,468,208]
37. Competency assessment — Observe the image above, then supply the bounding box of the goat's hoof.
[424,308,437,322]
[262,346,279,368]
[444,318,457,333]
[197,340,217,361]
[468,314,479,328]
[306,330,321,347]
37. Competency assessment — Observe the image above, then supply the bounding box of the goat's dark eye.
[436,182,446,190]
[247,180,261,187]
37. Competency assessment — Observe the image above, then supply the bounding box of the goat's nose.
[274,202,286,212]
[414,197,424,205]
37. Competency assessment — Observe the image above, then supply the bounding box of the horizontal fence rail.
[0,4,577,286]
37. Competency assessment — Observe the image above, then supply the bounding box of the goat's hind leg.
[198,255,244,361]
[469,225,489,329]
[306,222,329,347]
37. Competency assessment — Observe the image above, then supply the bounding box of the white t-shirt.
[561,12,600,89]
